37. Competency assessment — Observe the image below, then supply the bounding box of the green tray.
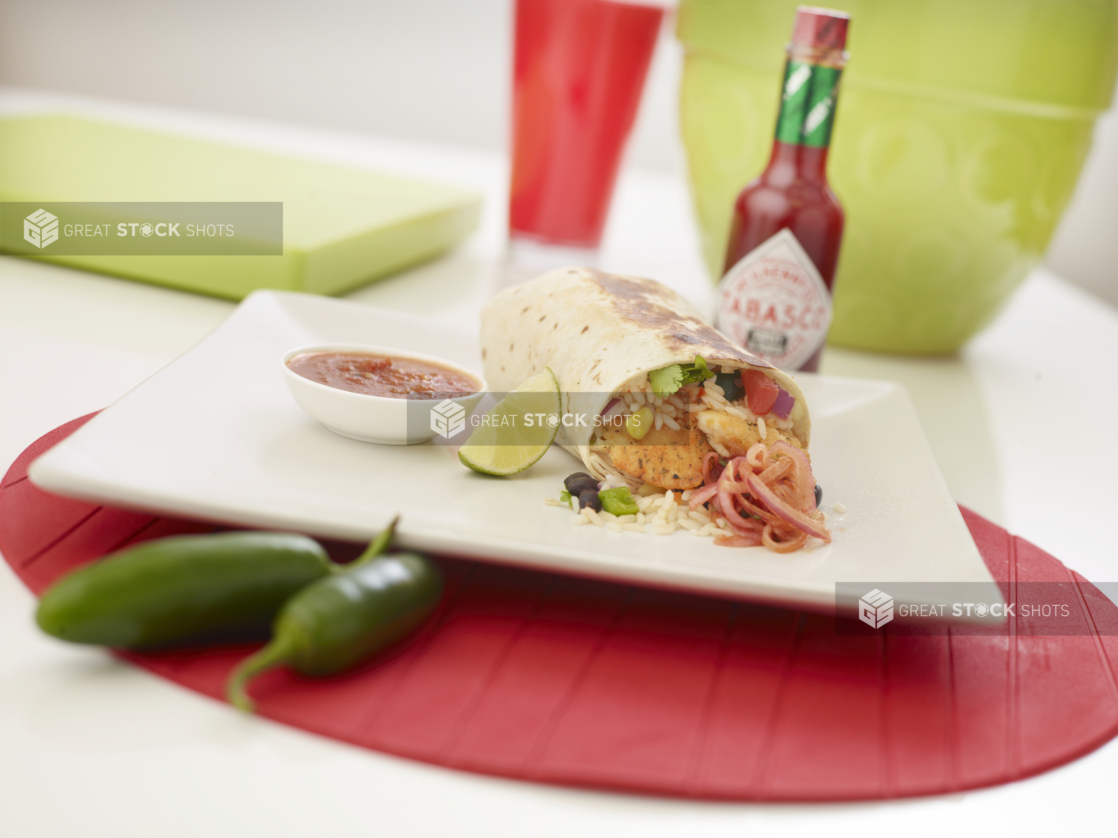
[0,114,482,299]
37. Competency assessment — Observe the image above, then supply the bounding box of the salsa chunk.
[287,352,478,400]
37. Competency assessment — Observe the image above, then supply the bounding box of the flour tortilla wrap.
[480,268,811,481]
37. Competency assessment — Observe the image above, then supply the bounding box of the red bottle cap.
[790,6,850,52]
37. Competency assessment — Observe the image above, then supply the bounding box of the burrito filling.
[588,362,829,551]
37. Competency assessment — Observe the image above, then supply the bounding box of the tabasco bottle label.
[775,60,842,148]
[716,229,832,370]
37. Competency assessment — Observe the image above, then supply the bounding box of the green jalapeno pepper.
[227,546,443,713]
[35,521,396,649]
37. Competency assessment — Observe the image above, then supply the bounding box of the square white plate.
[29,291,999,620]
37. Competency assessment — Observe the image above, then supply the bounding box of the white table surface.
[2,91,1117,837]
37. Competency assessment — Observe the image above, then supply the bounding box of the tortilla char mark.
[584,268,774,370]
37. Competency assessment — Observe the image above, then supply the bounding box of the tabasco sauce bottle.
[716,7,850,373]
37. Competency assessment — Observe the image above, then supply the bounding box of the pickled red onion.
[693,434,829,552]
[771,440,815,510]
[745,473,831,541]
[745,443,769,470]
[762,524,808,553]
[688,483,719,510]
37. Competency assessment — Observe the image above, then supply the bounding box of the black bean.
[578,490,602,512]
[563,472,593,492]
[814,484,823,508]
[567,476,600,496]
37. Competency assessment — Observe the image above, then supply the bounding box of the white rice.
[556,479,722,539]
[724,404,750,421]
[702,392,729,411]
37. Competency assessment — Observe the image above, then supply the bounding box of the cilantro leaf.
[560,489,573,509]
[648,365,684,399]
[685,356,714,384]
[648,355,715,399]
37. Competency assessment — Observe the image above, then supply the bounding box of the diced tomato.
[741,370,780,416]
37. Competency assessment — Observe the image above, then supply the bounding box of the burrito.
[480,268,828,550]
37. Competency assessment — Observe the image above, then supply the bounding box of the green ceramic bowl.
[678,0,1118,354]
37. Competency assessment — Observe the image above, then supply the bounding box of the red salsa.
[287,352,478,400]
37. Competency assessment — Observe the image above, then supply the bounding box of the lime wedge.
[458,368,561,476]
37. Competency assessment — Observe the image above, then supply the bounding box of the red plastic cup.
[509,0,664,253]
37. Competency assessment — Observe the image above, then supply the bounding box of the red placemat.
[3,414,1118,800]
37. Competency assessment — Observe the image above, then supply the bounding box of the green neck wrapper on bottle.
[774,60,842,148]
